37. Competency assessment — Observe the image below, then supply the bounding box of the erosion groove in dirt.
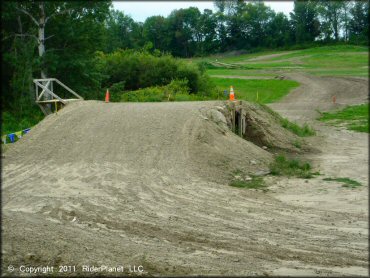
[2,73,369,276]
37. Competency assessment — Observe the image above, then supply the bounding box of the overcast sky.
[112,1,294,22]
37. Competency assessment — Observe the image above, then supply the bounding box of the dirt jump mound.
[2,99,367,276]
[2,100,277,274]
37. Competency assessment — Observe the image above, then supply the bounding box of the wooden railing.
[34,78,83,114]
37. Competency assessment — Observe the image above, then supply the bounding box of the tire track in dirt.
[267,73,368,275]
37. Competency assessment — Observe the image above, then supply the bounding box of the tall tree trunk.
[38,2,49,104]
[343,3,349,41]
[38,2,46,79]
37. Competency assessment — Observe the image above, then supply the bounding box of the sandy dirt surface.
[1,73,369,276]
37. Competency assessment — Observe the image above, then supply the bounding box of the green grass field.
[211,78,300,103]
[121,45,367,105]
[196,45,368,78]
[319,104,369,133]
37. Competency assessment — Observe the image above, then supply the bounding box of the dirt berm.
[1,100,366,276]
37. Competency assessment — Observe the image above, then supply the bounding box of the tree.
[214,6,229,52]
[341,1,352,41]
[43,2,111,98]
[290,0,321,44]
[1,1,111,112]
[242,2,275,48]
[318,1,345,41]
[2,2,40,112]
[167,7,201,57]
[143,16,170,52]
[105,10,143,52]
[226,0,247,49]
[198,9,218,55]
[266,12,293,48]
[348,1,369,44]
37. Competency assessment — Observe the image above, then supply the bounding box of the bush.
[121,86,165,102]
[280,118,316,137]
[121,79,221,102]
[229,176,267,190]
[108,81,126,102]
[269,155,316,179]
[99,49,215,95]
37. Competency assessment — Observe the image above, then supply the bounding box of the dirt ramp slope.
[3,100,276,220]
[4,100,272,182]
[2,100,276,275]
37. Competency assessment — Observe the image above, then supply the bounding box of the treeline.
[110,0,369,56]
[1,1,369,133]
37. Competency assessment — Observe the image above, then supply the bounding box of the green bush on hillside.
[121,79,221,102]
[98,49,215,95]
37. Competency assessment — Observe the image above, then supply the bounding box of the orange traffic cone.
[229,86,235,101]
[105,89,110,103]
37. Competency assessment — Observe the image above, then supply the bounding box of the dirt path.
[267,73,369,275]
[246,51,298,62]
[210,75,276,80]
[2,75,368,276]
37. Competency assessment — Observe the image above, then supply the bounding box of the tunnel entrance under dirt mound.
[205,100,307,153]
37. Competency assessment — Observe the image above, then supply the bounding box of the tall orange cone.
[229,86,235,101]
[105,89,110,103]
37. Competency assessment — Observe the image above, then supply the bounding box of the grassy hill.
[192,45,368,77]
[184,45,368,106]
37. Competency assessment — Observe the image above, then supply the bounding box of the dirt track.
[2,73,369,276]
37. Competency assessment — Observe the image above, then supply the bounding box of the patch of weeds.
[293,139,302,149]
[323,177,362,188]
[269,155,316,178]
[318,104,369,133]
[232,169,244,175]
[281,118,316,137]
[348,121,369,133]
[261,104,315,137]
[229,176,267,190]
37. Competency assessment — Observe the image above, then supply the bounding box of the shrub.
[318,104,369,133]
[121,86,165,102]
[108,81,126,102]
[270,155,316,178]
[121,79,221,102]
[229,176,267,190]
[100,49,214,95]
[280,118,316,137]
[323,177,362,188]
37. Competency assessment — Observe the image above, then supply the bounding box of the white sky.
[112,1,294,22]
